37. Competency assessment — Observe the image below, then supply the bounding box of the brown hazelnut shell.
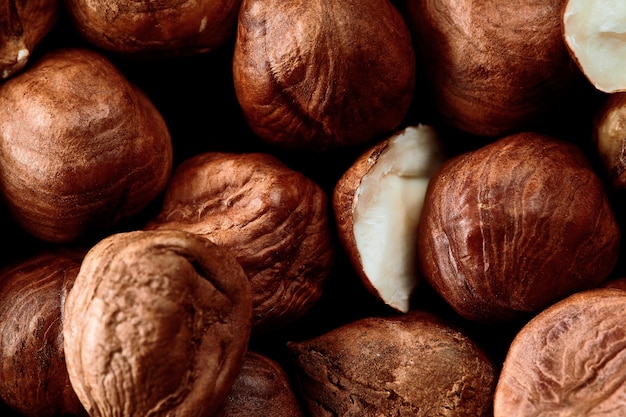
[494,288,626,416]
[0,47,173,244]
[145,152,334,334]
[0,0,57,80]
[63,229,252,417]
[288,311,497,416]
[593,92,626,190]
[63,0,241,58]
[232,0,416,150]
[0,249,87,417]
[404,0,580,137]
[215,351,306,417]
[417,132,620,323]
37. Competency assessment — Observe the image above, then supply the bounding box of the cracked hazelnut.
[494,288,626,416]
[63,229,252,417]
[0,0,57,80]
[0,47,173,244]
[288,310,497,416]
[145,152,334,334]
[404,0,580,136]
[417,132,621,323]
[0,249,87,417]
[232,0,416,150]
[64,0,242,58]
[215,351,306,417]
[333,125,445,313]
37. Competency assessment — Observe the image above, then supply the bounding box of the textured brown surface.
[404,0,580,137]
[64,0,241,57]
[0,47,173,243]
[215,351,306,417]
[63,229,252,417]
[232,0,415,150]
[0,0,58,79]
[288,311,496,417]
[594,92,626,190]
[417,132,621,323]
[495,288,626,416]
[145,152,334,334]
[0,249,87,417]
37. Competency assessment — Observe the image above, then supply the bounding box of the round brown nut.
[215,351,306,417]
[63,229,253,417]
[593,92,626,190]
[288,310,497,416]
[0,249,87,417]
[145,152,334,334]
[404,0,581,137]
[0,0,57,79]
[0,47,173,244]
[494,288,626,416]
[64,0,241,58]
[417,132,620,323]
[232,0,416,151]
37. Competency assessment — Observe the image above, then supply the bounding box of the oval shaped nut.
[63,229,253,417]
[333,125,445,313]
[233,0,416,150]
[288,311,497,417]
[593,92,626,190]
[0,249,87,417]
[495,288,626,416]
[417,132,620,323]
[145,152,334,334]
[215,351,306,417]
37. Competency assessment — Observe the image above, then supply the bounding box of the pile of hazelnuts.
[1,0,625,416]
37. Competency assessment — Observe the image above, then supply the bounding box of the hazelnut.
[63,0,242,58]
[494,288,626,416]
[215,351,306,417]
[563,0,626,93]
[0,249,87,417]
[63,229,252,417]
[333,125,445,313]
[0,47,173,244]
[417,132,620,323]
[232,0,416,150]
[593,92,626,189]
[145,152,334,334]
[0,0,57,79]
[288,310,497,416]
[404,0,581,136]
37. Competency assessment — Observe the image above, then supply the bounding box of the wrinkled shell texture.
[64,0,242,56]
[63,229,252,417]
[233,0,416,150]
[0,48,173,243]
[418,132,620,323]
[405,0,577,136]
[215,351,306,417]
[0,250,86,417]
[145,152,334,333]
[0,0,58,79]
[289,311,496,417]
[495,288,626,416]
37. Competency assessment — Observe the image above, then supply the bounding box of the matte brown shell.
[215,351,306,417]
[0,249,87,417]
[494,288,626,416]
[417,132,620,323]
[64,0,241,57]
[232,0,416,150]
[288,311,497,416]
[63,229,252,417]
[145,152,334,334]
[404,0,580,137]
[0,48,173,243]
